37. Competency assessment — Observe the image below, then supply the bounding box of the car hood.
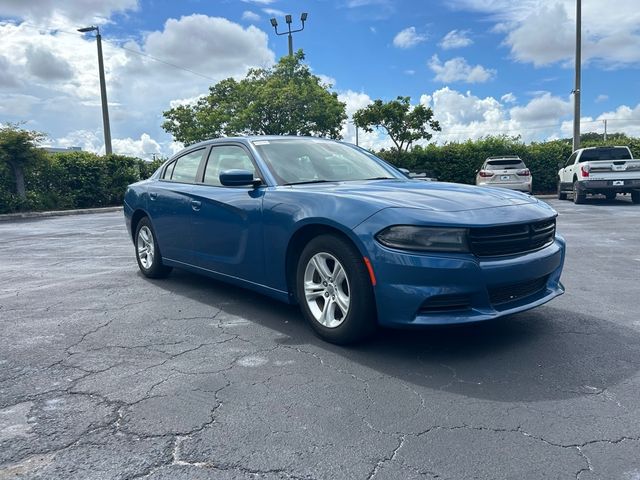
[289,180,537,212]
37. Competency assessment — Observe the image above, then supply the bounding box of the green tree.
[162,51,347,144]
[353,96,441,160]
[0,124,46,199]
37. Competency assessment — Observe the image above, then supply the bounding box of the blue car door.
[189,144,266,284]
[147,147,206,264]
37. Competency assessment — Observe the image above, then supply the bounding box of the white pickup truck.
[557,146,640,204]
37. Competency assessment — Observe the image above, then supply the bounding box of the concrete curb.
[0,206,123,222]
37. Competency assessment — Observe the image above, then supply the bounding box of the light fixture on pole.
[78,25,112,155]
[269,13,308,57]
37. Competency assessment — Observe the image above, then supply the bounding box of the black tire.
[134,217,172,278]
[632,190,640,204]
[573,181,586,204]
[557,181,567,200]
[296,234,377,344]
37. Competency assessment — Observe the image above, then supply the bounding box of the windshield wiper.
[284,179,335,186]
[364,177,395,180]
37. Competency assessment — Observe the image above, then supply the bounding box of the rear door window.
[170,149,204,183]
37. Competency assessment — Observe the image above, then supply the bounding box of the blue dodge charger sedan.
[124,136,565,344]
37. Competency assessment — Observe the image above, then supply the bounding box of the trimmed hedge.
[0,151,163,214]
[377,134,640,194]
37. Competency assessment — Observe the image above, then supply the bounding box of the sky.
[1,0,639,158]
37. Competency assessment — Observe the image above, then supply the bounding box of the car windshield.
[252,139,398,185]
[485,159,525,170]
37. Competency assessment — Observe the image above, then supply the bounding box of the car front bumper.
[367,236,565,328]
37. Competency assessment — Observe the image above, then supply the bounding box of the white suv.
[475,156,532,193]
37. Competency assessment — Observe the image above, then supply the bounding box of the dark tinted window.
[170,149,204,183]
[204,145,256,186]
[580,148,631,161]
[485,159,525,170]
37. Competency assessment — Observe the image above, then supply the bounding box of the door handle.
[149,192,157,200]
[191,200,202,211]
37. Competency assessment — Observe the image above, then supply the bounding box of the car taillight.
[516,168,530,176]
[581,164,590,177]
[478,170,494,177]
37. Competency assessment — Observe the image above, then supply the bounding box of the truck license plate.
[500,175,510,180]
[613,180,624,186]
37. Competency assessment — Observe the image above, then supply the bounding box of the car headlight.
[375,226,469,252]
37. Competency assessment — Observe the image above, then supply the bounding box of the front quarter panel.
[261,189,385,292]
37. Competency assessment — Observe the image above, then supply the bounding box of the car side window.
[170,149,204,183]
[162,161,176,180]
[565,153,577,168]
[203,145,257,186]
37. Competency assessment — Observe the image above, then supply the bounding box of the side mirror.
[398,167,410,176]
[220,169,258,187]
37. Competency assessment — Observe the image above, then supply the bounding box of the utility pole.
[270,13,308,57]
[355,125,359,146]
[603,119,608,142]
[572,0,581,152]
[78,26,112,155]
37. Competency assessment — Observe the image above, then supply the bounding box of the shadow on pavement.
[152,269,640,404]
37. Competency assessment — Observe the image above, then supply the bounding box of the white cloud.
[561,103,640,138]
[501,93,517,103]
[439,30,473,49]
[262,8,286,17]
[242,11,261,22]
[0,14,275,157]
[317,74,337,87]
[393,27,428,49]
[450,0,640,67]
[595,94,608,104]
[426,87,573,143]
[429,55,495,83]
[0,0,138,27]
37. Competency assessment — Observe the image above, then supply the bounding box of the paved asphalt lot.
[1,196,639,480]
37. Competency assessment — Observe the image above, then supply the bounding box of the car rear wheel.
[632,190,640,204]
[557,181,567,200]
[573,181,586,204]
[135,217,172,278]
[296,234,376,344]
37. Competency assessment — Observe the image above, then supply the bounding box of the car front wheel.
[135,217,172,278]
[296,234,376,344]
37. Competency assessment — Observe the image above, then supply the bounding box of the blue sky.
[1,0,639,157]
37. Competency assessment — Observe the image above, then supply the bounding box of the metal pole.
[603,119,608,142]
[96,30,112,155]
[572,0,581,152]
[355,125,359,146]
[288,32,293,56]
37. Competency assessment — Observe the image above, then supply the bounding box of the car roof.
[185,135,340,150]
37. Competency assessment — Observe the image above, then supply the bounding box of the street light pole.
[270,13,308,57]
[572,0,581,152]
[78,25,112,155]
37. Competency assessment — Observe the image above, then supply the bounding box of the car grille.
[419,294,471,314]
[469,219,556,257]
[489,276,549,306]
